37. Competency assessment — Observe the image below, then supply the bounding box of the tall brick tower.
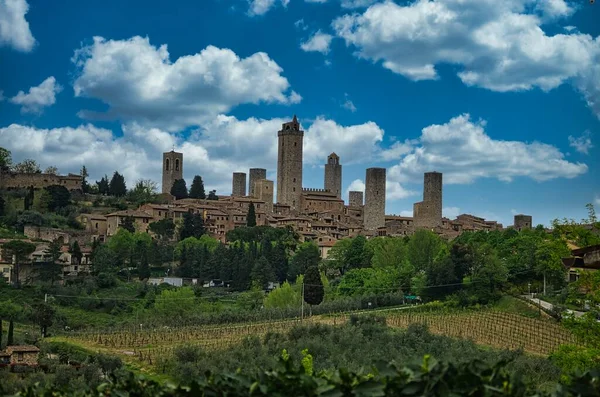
[162,150,183,194]
[413,171,443,229]
[249,168,267,198]
[232,172,247,196]
[364,167,386,230]
[324,152,342,199]
[277,115,303,210]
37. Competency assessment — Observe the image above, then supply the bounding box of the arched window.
[95,222,98,229]
[165,159,170,171]
[175,159,180,171]
[294,142,297,147]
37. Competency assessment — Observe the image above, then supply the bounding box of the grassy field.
[50,299,579,369]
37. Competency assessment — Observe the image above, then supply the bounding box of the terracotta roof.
[106,210,153,218]
[80,214,107,221]
[7,345,40,352]
[318,240,337,247]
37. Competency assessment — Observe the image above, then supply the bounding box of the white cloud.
[294,19,308,30]
[340,0,377,8]
[248,0,290,15]
[303,117,384,164]
[399,210,413,217]
[387,180,417,200]
[511,209,519,215]
[0,114,391,194]
[72,36,300,131]
[10,76,62,114]
[305,0,328,3]
[300,30,333,54]
[332,0,600,118]
[595,195,600,206]
[388,113,588,185]
[568,130,594,154]
[380,139,415,161]
[0,0,35,52]
[345,179,365,200]
[443,206,460,219]
[341,93,357,112]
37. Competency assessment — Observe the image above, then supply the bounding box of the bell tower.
[162,150,183,194]
[276,115,303,211]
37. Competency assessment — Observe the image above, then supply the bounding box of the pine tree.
[7,319,14,346]
[247,202,257,227]
[303,265,324,307]
[189,175,206,199]
[80,166,90,193]
[170,179,188,200]
[192,214,205,238]
[97,175,110,195]
[251,256,276,290]
[109,172,127,197]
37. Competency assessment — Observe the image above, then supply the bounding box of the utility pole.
[301,282,305,323]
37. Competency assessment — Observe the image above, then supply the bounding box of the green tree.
[43,238,63,285]
[134,239,151,280]
[0,195,5,217]
[2,240,36,286]
[107,228,134,266]
[70,241,83,266]
[251,256,276,289]
[45,185,71,211]
[153,287,196,323]
[0,147,12,172]
[149,218,175,240]
[96,175,110,195]
[264,280,302,308]
[408,230,443,272]
[189,175,206,199]
[91,245,119,278]
[31,302,55,338]
[13,159,40,173]
[109,171,127,197]
[80,166,90,193]
[288,242,320,280]
[367,237,407,268]
[0,301,20,348]
[343,235,372,273]
[207,190,218,200]
[270,241,289,283]
[170,179,188,200]
[121,216,136,233]
[128,179,158,204]
[44,166,58,175]
[303,265,324,307]
[23,185,34,211]
[535,239,569,294]
[247,202,257,227]
[179,213,205,241]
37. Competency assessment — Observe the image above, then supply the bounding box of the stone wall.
[255,179,274,213]
[162,151,183,194]
[324,153,342,199]
[349,191,363,207]
[232,172,247,196]
[514,214,533,230]
[23,226,91,245]
[364,168,386,230]
[249,168,267,197]
[0,172,82,191]
[276,117,303,211]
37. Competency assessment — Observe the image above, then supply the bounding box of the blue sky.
[0,0,598,227]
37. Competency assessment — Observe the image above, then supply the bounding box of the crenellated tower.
[277,115,303,211]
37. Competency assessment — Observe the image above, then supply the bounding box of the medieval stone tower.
[255,179,274,213]
[232,172,247,196]
[349,191,364,207]
[324,153,342,199]
[162,150,183,194]
[413,172,443,229]
[364,168,386,230]
[249,168,267,198]
[277,115,303,210]
[514,214,533,231]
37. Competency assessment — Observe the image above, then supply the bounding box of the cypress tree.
[170,179,188,200]
[303,266,324,307]
[247,203,257,227]
[189,176,206,199]
[109,171,127,197]
[7,319,14,346]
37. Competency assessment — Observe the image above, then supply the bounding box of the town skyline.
[0,0,599,227]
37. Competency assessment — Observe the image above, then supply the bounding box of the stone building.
[106,210,153,236]
[232,172,247,197]
[77,214,108,242]
[0,345,40,366]
[255,179,274,213]
[0,171,82,191]
[302,188,345,214]
[413,171,443,230]
[364,168,386,230]
[249,168,267,197]
[349,191,363,207]
[276,115,303,211]
[324,153,342,199]
[514,214,533,231]
[162,150,183,194]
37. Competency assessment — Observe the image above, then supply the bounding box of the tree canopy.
[189,175,206,199]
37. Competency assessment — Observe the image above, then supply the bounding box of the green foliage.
[251,256,276,289]
[153,287,197,322]
[12,158,41,173]
[128,179,158,205]
[121,215,136,233]
[96,175,110,195]
[0,146,12,171]
[207,189,218,200]
[264,280,301,309]
[109,171,127,197]
[247,202,257,227]
[31,302,55,337]
[303,265,324,306]
[337,267,402,297]
[189,175,206,199]
[2,239,36,285]
[288,242,320,280]
[179,212,205,241]
[170,179,188,200]
[149,218,176,240]
[408,229,443,272]
[44,185,71,211]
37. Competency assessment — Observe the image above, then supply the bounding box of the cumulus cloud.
[380,139,415,161]
[568,130,594,154]
[343,177,415,202]
[10,76,62,114]
[0,114,392,194]
[300,30,333,54]
[388,113,588,185]
[443,206,460,219]
[332,0,600,118]
[341,93,357,112]
[345,179,365,198]
[340,0,377,8]
[71,36,301,131]
[0,0,35,52]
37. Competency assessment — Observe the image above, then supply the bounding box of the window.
[17,353,23,362]
[293,178,296,182]
[175,159,180,171]
[165,159,170,171]
[95,222,98,229]
[294,142,297,147]
[293,187,295,192]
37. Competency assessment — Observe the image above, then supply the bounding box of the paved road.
[522,295,585,318]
